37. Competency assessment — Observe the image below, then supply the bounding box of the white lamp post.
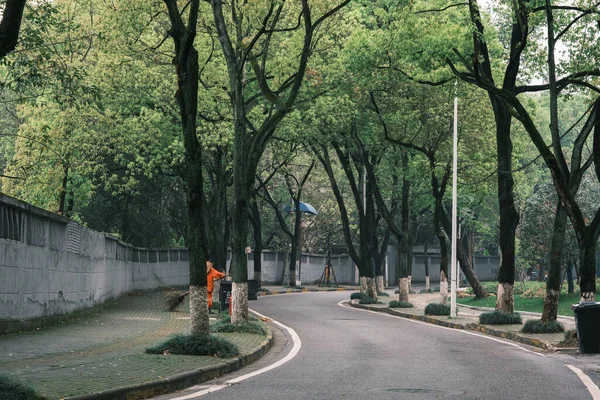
[450,81,458,318]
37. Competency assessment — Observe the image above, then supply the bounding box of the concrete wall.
[0,194,189,323]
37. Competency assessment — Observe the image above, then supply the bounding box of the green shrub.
[420,289,433,294]
[425,303,451,316]
[479,311,522,325]
[350,292,382,304]
[359,293,380,304]
[146,334,238,358]
[210,318,266,335]
[377,292,390,297]
[0,373,40,400]
[521,319,565,334]
[389,300,414,308]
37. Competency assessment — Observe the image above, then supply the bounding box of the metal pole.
[451,81,458,318]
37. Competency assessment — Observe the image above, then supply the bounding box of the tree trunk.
[567,260,574,294]
[58,165,69,215]
[424,242,430,291]
[398,277,409,302]
[579,232,597,302]
[0,0,27,61]
[189,285,209,335]
[365,277,377,299]
[232,282,248,321]
[542,203,567,322]
[440,270,448,304]
[441,209,488,298]
[376,275,384,294]
[494,100,519,314]
[163,0,209,334]
[496,283,515,314]
[249,199,262,287]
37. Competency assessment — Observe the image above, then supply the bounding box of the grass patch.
[479,311,522,325]
[258,288,270,293]
[377,292,390,297]
[146,333,238,358]
[420,289,433,294]
[210,317,266,335]
[389,300,414,308]
[457,292,597,316]
[425,303,451,316]
[0,373,41,400]
[521,319,565,334]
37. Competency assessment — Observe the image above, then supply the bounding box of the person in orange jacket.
[207,260,227,311]
[177,260,228,312]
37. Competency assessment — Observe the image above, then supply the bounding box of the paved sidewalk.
[0,289,271,400]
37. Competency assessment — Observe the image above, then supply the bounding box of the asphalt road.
[154,291,598,400]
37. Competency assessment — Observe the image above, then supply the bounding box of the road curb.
[349,303,553,351]
[62,327,274,400]
[259,287,352,296]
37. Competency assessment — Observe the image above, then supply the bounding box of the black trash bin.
[572,302,600,354]
[248,280,259,300]
[219,281,232,312]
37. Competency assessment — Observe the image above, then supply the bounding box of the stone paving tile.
[0,289,266,400]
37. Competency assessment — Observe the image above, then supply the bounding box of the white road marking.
[168,309,302,399]
[338,300,546,358]
[566,365,600,399]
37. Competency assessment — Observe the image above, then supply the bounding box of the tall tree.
[163,0,209,335]
[209,0,350,323]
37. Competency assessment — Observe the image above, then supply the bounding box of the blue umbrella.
[283,201,318,215]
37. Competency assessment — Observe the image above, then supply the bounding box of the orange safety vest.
[207,267,225,293]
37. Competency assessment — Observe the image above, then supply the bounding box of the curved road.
[155,291,597,399]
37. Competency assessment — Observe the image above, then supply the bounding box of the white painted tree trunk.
[376,275,384,294]
[581,292,595,302]
[425,276,430,291]
[440,271,448,304]
[366,277,377,300]
[231,282,248,324]
[360,276,368,294]
[189,285,209,335]
[408,276,412,293]
[496,283,514,314]
[398,277,409,302]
